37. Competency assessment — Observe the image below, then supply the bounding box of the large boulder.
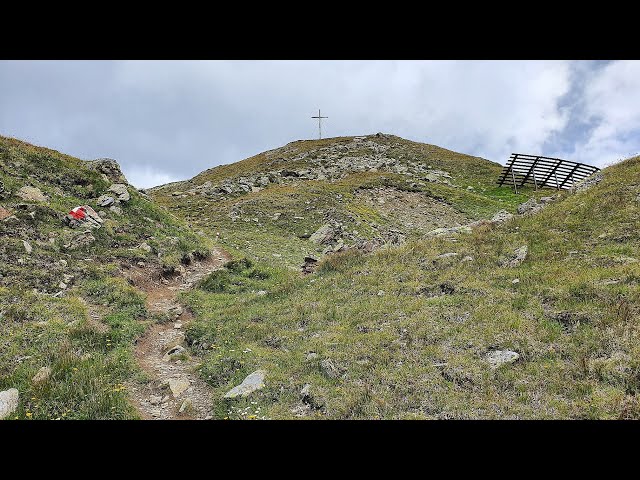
[87,158,128,184]
[0,388,19,420]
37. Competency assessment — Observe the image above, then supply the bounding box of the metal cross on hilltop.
[311,109,328,139]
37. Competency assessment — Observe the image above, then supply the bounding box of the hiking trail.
[125,247,231,420]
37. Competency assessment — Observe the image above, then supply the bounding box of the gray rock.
[22,240,32,254]
[487,350,519,369]
[32,366,52,384]
[109,205,122,215]
[108,184,131,202]
[436,252,458,259]
[491,210,514,223]
[309,224,335,244]
[320,359,342,379]
[168,378,190,398]
[179,398,192,413]
[223,369,266,398]
[0,388,19,420]
[149,395,163,405]
[138,242,152,253]
[572,172,604,193]
[88,158,128,183]
[426,225,472,237]
[306,352,318,361]
[96,195,115,207]
[163,345,186,362]
[17,186,48,203]
[517,198,542,215]
[64,231,96,250]
[503,245,528,267]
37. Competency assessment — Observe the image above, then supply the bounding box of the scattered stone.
[168,378,190,398]
[0,388,19,420]
[109,205,122,215]
[137,261,145,268]
[491,210,514,223]
[426,225,472,237]
[64,231,96,250]
[306,352,318,361]
[517,198,543,215]
[179,398,192,413]
[173,322,182,329]
[320,359,343,379]
[138,242,152,253]
[108,183,131,202]
[377,290,385,296]
[149,395,163,405]
[487,350,519,369]
[502,245,528,267]
[17,186,48,203]
[32,366,51,384]
[223,369,266,398]
[309,224,335,244]
[461,256,474,262]
[572,172,604,193]
[512,278,520,284]
[96,195,115,207]
[59,282,67,290]
[436,252,458,259]
[22,240,32,254]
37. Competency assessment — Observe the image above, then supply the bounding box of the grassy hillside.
[151,134,536,267]
[0,136,213,419]
[178,154,639,419]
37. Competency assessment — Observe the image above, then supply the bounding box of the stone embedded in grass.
[223,370,266,398]
[320,359,343,379]
[22,240,32,254]
[487,350,519,369]
[491,210,514,223]
[17,186,48,203]
[32,366,52,384]
[502,245,528,267]
[426,225,472,237]
[64,231,96,250]
[168,378,190,398]
[309,224,335,244]
[0,388,19,420]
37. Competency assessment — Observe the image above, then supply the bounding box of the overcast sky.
[1,60,639,188]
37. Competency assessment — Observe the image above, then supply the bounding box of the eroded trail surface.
[126,248,231,420]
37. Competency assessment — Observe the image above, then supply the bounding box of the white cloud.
[572,60,640,167]
[124,165,178,189]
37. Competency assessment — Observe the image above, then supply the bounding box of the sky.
[1,60,639,188]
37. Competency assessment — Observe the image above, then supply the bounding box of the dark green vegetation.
[0,136,212,419]
[178,153,640,419]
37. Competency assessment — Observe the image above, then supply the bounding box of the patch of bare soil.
[125,248,232,420]
[355,187,469,233]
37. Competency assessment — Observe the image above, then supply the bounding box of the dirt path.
[125,247,232,420]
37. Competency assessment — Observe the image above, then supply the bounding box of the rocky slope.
[0,135,215,419]
[150,133,530,268]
